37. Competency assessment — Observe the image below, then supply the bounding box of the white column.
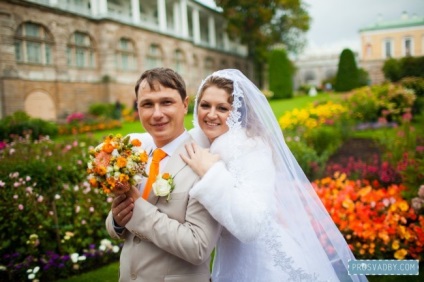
[90,0,98,16]
[180,0,189,38]
[98,0,108,15]
[158,0,167,32]
[131,0,141,23]
[192,9,200,44]
[173,2,181,34]
[223,32,230,51]
[208,16,216,47]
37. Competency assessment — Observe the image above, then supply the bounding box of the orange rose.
[116,156,127,168]
[140,151,148,163]
[162,173,170,180]
[102,142,115,153]
[94,165,107,176]
[131,139,142,147]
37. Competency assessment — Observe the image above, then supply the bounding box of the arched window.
[304,71,316,82]
[67,31,96,68]
[116,37,137,71]
[174,49,186,76]
[146,44,163,69]
[14,22,53,65]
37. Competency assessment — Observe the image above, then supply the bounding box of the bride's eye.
[218,106,230,112]
[199,102,210,109]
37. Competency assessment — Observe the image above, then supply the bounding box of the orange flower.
[162,173,171,180]
[102,142,115,153]
[107,175,115,184]
[116,156,127,168]
[94,165,107,176]
[140,151,148,163]
[119,173,129,183]
[89,177,98,187]
[131,138,142,147]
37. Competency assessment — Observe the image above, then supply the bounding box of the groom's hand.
[112,193,134,227]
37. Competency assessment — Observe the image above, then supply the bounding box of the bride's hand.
[181,142,220,177]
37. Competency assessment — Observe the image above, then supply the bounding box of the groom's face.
[137,79,188,147]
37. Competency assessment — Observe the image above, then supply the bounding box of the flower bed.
[314,173,424,260]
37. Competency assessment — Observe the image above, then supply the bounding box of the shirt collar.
[156,130,189,157]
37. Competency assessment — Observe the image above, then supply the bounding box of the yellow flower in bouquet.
[87,134,148,195]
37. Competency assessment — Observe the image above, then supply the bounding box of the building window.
[116,38,137,71]
[146,44,163,69]
[14,22,53,65]
[403,37,413,56]
[67,31,96,68]
[174,49,186,76]
[383,39,393,59]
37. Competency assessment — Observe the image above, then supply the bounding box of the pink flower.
[37,196,44,202]
[57,166,62,171]
[13,194,18,199]
[18,204,24,210]
[0,180,5,187]
[26,176,31,181]
[89,207,94,213]
[418,185,424,199]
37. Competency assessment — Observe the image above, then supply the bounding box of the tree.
[268,48,294,99]
[214,0,310,87]
[334,49,359,92]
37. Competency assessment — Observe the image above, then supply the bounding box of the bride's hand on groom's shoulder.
[180,142,220,178]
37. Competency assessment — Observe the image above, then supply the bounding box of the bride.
[182,69,367,282]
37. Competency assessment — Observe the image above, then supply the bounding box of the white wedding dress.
[190,128,339,282]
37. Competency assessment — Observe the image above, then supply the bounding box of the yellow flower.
[394,249,408,260]
[392,240,400,250]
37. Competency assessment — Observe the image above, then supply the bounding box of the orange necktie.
[142,148,167,200]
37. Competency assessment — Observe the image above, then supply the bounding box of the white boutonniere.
[152,173,175,201]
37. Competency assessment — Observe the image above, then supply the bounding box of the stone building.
[0,0,252,120]
[359,12,424,85]
[294,52,340,90]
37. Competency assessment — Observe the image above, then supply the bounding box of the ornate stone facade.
[0,0,252,120]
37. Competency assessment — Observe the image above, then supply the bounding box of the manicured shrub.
[268,48,294,99]
[88,103,115,118]
[346,83,416,123]
[383,58,402,82]
[383,56,424,82]
[0,111,58,141]
[400,76,424,116]
[334,48,359,92]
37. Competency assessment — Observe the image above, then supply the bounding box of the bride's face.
[197,86,232,142]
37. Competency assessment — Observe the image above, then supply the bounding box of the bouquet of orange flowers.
[87,134,148,195]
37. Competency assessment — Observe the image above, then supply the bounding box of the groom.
[106,68,221,282]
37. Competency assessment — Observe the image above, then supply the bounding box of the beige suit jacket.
[106,132,221,282]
